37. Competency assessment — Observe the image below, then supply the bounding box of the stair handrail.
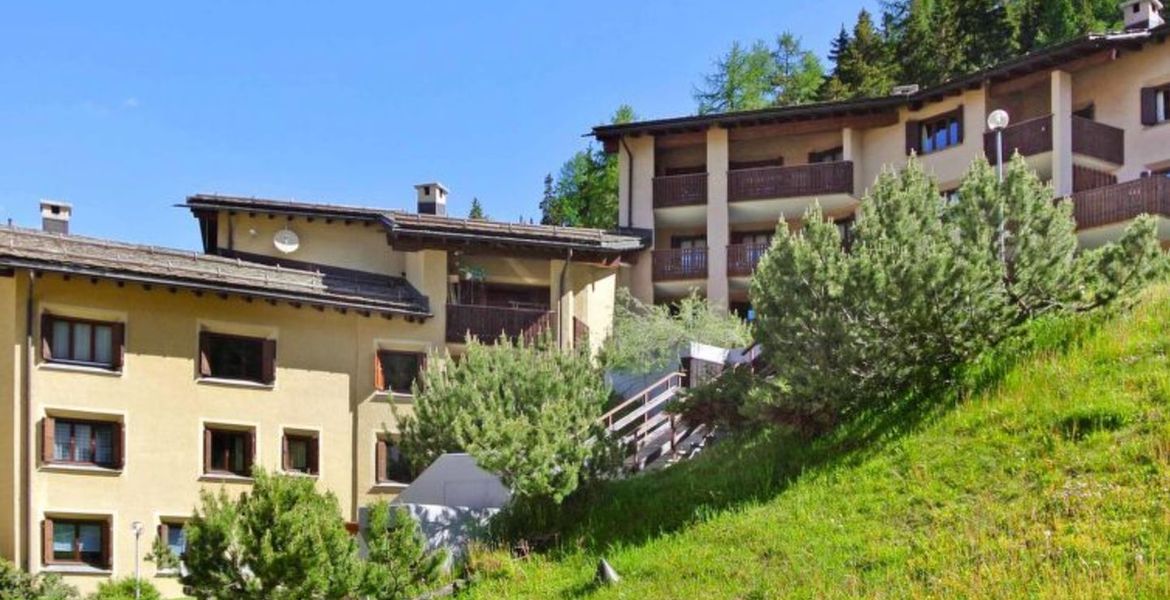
[599,371,685,430]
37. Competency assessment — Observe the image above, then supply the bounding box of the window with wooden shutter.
[1142,85,1170,126]
[43,417,121,469]
[198,332,273,384]
[283,433,318,476]
[905,120,920,155]
[40,314,123,370]
[205,427,253,477]
[374,438,415,485]
[44,517,110,568]
[375,351,424,394]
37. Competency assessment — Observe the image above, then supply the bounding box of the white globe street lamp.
[131,521,144,600]
[986,109,1011,263]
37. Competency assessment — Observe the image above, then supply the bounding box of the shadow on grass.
[490,306,1109,557]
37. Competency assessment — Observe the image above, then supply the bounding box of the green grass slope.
[465,286,1170,599]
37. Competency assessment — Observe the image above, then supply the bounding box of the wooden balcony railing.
[652,247,707,281]
[728,161,854,203]
[653,173,708,208]
[727,243,770,277]
[1070,176,1170,231]
[1071,116,1125,165]
[983,114,1124,165]
[984,114,1053,159]
[445,303,556,344]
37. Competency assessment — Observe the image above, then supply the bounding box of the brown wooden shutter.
[905,120,920,155]
[40,313,53,361]
[202,428,212,473]
[102,520,112,569]
[246,429,256,474]
[374,439,387,483]
[281,434,290,471]
[42,416,55,465]
[374,352,385,392]
[110,322,125,370]
[157,523,169,546]
[1141,87,1158,125]
[113,422,125,470]
[261,339,276,384]
[954,105,965,143]
[42,519,53,565]
[308,438,319,475]
[198,331,212,377]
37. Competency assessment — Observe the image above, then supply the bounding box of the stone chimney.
[40,200,72,234]
[414,182,448,216]
[1121,0,1164,31]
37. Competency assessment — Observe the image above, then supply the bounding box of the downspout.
[619,138,634,228]
[557,249,573,349]
[21,271,34,571]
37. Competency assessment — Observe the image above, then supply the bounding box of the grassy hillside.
[463,286,1170,599]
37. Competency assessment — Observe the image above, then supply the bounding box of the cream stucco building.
[595,10,1170,314]
[0,190,646,595]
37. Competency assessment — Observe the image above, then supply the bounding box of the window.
[907,107,963,155]
[671,235,707,250]
[43,518,109,568]
[203,427,254,477]
[808,147,844,164]
[41,315,123,370]
[729,157,783,170]
[1142,85,1170,126]
[941,188,961,205]
[375,438,415,484]
[375,351,424,394]
[836,217,856,251]
[42,417,122,469]
[282,433,319,475]
[157,522,186,563]
[198,332,275,384]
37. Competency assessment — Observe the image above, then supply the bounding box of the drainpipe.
[619,139,634,229]
[22,271,34,571]
[557,249,573,349]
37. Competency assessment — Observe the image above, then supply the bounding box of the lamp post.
[131,521,144,600]
[987,109,1011,263]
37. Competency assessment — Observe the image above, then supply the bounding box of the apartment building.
[594,3,1170,314]
[0,190,646,594]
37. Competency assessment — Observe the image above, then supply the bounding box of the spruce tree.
[468,197,486,220]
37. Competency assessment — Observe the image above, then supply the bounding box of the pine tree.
[398,337,618,503]
[468,197,486,220]
[181,469,363,599]
[693,40,778,114]
[827,10,897,99]
[538,174,556,226]
[359,501,446,600]
[540,105,632,230]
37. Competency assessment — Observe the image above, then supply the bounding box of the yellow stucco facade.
[0,198,636,595]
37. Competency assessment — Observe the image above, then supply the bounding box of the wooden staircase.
[598,372,703,472]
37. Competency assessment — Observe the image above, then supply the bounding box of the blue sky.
[0,1,878,249]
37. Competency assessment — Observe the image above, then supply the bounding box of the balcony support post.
[706,127,730,312]
[624,136,656,304]
[1051,70,1074,198]
[842,127,864,197]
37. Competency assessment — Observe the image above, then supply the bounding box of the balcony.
[728,161,854,203]
[652,247,707,282]
[445,303,556,344]
[1070,177,1170,231]
[982,115,1124,165]
[653,173,708,208]
[727,243,770,277]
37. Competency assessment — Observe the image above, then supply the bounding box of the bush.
[181,468,362,600]
[87,578,162,600]
[0,558,78,600]
[398,336,618,503]
[668,367,777,432]
[602,290,751,374]
[750,155,1161,434]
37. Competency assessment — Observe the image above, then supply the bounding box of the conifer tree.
[468,197,486,220]
[398,337,617,503]
[359,501,446,600]
[693,41,778,114]
[771,33,825,106]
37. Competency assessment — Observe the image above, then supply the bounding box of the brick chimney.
[40,200,72,234]
[415,182,448,216]
[1121,0,1164,30]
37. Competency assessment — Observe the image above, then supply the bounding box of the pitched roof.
[184,194,650,254]
[593,26,1169,143]
[0,226,431,317]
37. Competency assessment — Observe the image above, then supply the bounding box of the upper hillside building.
[0,191,646,595]
[594,13,1170,315]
